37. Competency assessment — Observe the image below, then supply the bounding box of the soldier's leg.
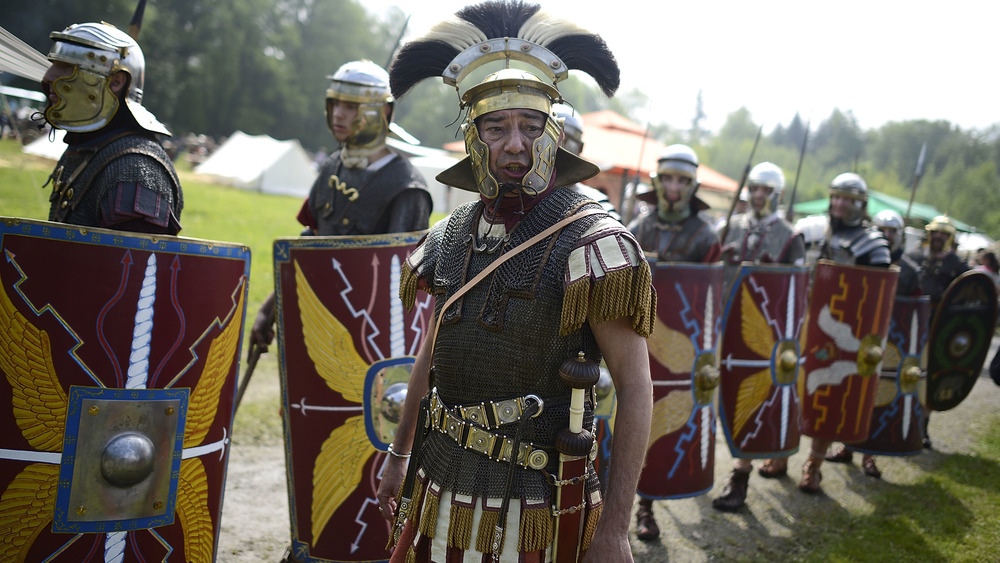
[758,456,788,478]
[799,438,828,493]
[825,443,854,463]
[635,496,659,541]
[713,458,753,511]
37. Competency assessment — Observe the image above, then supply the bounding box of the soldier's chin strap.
[391,206,604,551]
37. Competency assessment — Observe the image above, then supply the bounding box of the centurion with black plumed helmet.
[389,0,619,200]
[381,2,657,562]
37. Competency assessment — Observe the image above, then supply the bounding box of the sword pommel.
[558,352,600,454]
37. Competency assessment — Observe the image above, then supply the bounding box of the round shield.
[925,270,998,411]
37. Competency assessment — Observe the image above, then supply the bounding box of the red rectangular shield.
[799,260,899,443]
[274,231,432,563]
[0,217,250,563]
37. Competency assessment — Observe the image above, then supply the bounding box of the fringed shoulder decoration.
[399,224,445,311]
[561,217,655,337]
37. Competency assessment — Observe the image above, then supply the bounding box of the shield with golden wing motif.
[717,263,810,459]
[799,260,899,443]
[0,217,250,563]
[637,261,722,500]
[274,232,431,563]
[925,270,998,412]
[853,295,931,456]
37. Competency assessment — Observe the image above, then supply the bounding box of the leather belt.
[428,390,550,470]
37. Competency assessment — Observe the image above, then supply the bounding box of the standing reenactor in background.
[716,161,805,288]
[904,214,969,448]
[774,173,892,493]
[712,161,806,511]
[40,21,182,234]
[825,208,924,478]
[630,145,721,539]
[250,60,432,351]
[629,144,721,263]
[907,215,969,305]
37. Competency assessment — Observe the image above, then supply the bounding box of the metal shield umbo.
[925,270,998,412]
[274,232,432,563]
[717,263,810,459]
[853,295,931,456]
[637,261,722,499]
[0,217,250,563]
[799,260,899,443]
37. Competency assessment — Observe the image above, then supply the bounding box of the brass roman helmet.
[388,0,619,199]
[45,22,168,135]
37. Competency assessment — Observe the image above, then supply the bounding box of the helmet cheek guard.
[461,107,561,200]
[45,66,121,132]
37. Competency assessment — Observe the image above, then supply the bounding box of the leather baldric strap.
[427,207,604,360]
[390,206,604,549]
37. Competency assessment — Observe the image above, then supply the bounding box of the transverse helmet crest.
[388,0,619,199]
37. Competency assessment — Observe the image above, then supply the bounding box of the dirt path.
[216,339,1000,562]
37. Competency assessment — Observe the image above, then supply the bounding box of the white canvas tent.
[22,126,66,160]
[195,131,316,197]
[386,136,465,214]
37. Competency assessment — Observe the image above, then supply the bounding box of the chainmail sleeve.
[563,215,655,337]
[399,210,455,310]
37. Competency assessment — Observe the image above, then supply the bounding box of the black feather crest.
[389,0,619,99]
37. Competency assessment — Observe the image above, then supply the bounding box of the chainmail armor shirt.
[400,187,653,501]
[47,130,182,234]
[627,209,721,262]
[301,149,431,235]
[720,212,806,292]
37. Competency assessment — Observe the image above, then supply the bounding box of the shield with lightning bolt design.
[0,217,250,563]
[799,260,899,443]
[274,231,431,563]
[853,295,931,456]
[637,261,722,500]
[717,263,810,459]
[925,270,998,412]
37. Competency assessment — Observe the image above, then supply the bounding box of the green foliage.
[697,105,1000,237]
[6,1,999,238]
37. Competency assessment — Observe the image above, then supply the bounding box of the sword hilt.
[557,352,599,456]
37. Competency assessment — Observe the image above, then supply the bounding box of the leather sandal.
[825,445,853,463]
[862,454,881,478]
[757,457,788,478]
[798,459,823,493]
[712,469,751,512]
[635,505,660,541]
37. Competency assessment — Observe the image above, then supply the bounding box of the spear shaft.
[719,125,763,244]
[904,142,927,225]
[785,121,810,223]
